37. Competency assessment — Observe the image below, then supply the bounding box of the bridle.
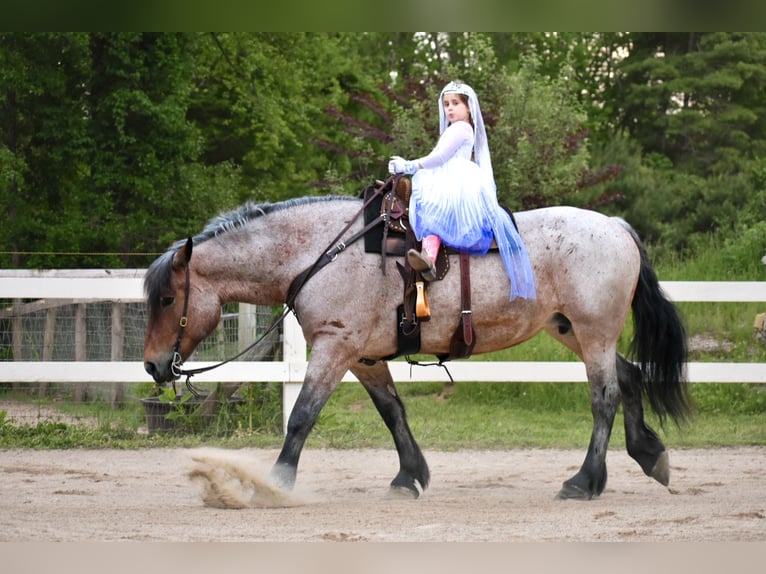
[170,260,191,380]
[168,249,292,396]
[166,178,395,395]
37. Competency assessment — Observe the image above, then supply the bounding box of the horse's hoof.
[385,485,419,500]
[650,450,670,486]
[557,482,594,501]
[268,463,296,492]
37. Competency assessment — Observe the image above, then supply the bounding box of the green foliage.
[0,381,285,447]
[309,378,765,450]
[491,54,590,209]
[0,33,93,267]
[0,33,372,267]
[142,382,282,436]
[659,222,766,281]
[615,32,766,178]
[189,33,357,201]
[579,139,766,260]
[236,382,283,435]
[691,383,766,416]
[4,32,766,268]
[87,33,221,263]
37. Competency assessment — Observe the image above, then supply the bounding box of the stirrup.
[415,281,431,319]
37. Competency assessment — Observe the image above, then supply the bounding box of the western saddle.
[362,176,476,363]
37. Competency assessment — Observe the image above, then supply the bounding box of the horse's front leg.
[269,350,347,491]
[349,361,430,498]
[558,357,621,500]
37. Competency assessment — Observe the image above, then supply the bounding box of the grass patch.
[2,379,764,450]
[307,379,765,450]
[0,382,285,449]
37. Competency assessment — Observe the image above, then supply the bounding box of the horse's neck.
[194,204,352,305]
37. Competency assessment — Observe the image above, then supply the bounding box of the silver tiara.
[441,81,473,97]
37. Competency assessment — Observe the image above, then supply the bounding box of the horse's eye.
[161,296,175,308]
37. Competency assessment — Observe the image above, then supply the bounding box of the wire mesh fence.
[0,299,284,432]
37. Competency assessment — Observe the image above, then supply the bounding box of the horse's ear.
[183,237,193,262]
[172,237,193,270]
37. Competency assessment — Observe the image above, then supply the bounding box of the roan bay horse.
[143,193,689,500]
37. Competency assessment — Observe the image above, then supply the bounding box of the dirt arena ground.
[1,446,764,542]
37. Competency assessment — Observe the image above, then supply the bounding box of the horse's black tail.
[618,219,691,427]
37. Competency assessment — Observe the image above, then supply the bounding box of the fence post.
[73,303,87,403]
[110,302,124,407]
[11,299,23,391]
[281,310,305,435]
[238,303,257,352]
[39,306,58,397]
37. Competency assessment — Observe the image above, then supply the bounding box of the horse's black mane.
[196,195,352,245]
[144,195,357,316]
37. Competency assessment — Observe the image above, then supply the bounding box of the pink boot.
[407,235,441,281]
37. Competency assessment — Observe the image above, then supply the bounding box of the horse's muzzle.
[144,360,178,384]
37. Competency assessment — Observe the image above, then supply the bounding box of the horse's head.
[143,237,223,383]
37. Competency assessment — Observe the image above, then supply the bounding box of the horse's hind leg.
[549,318,670,492]
[349,361,430,499]
[546,321,620,500]
[616,353,669,486]
[559,354,621,500]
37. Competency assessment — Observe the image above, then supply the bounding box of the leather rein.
[169,180,394,394]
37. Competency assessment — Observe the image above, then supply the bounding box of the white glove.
[388,156,419,175]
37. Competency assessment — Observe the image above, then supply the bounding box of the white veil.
[438,81,495,191]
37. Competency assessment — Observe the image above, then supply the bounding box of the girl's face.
[442,93,470,125]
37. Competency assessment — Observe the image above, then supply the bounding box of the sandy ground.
[1,446,764,542]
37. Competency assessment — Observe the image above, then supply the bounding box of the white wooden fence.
[2,270,766,431]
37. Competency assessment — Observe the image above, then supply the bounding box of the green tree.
[0,33,92,267]
[87,32,236,261]
[491,54,590,209]
[188,33,367,201]
[581,32,766,254]
[1,33,247,267]
[614,32,766,176]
